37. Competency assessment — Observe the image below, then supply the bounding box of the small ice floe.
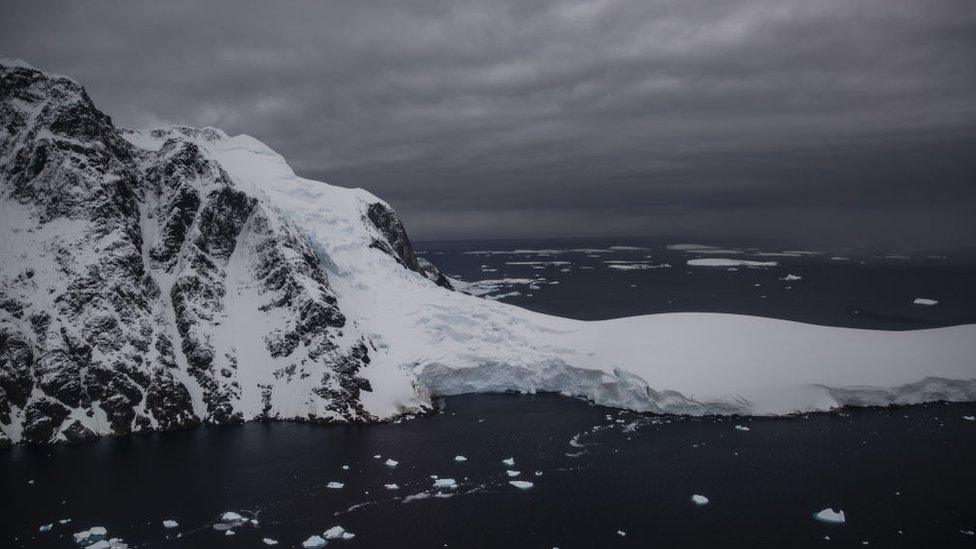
[225,530,235,536]
[962,416,975,421]
[535,471,543,477]
[734,425,750,432]
[162,520,178,529]
[373,454,381,459]
[780,274,802,281]
[506,470,521,477]
[324,525,356,540]
[502,457,515,466]
[39,524,53,532]
[403,492,431,503]
[262,538,279,545]
[913,298,938,306]
[73,526,108,544]
[510,481,534,489]
[221,511,243,522]
[961,529,975,536]
[327,481,345,489]
[384,459,399,467]
[59,519,72,524]
[454,455,467,462]
[616,530,626,537]
[385,483,400,490]
[433,478,458,489]
[341,465,350,470]
[814,508,846,524]
[302,534,326,548]
[568,435,585,448]
[430,475,439,479]
[691,494,709,505]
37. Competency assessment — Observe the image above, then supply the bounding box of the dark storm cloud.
[3,0,975,250]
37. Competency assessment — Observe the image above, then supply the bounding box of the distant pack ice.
[1,58,975,446]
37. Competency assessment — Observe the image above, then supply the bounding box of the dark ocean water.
[4,238,976,548]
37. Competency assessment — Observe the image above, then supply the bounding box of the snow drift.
[1,58,975,445]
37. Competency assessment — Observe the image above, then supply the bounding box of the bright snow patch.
[327,481,345,489]
[691,494,709,505]
[814,508,846,524]
[688,258,778,268]
[433,478,458,489]
[913,298,938,306]
[502,457,515,466]
[510,481,534,489]
[162,520,178,529]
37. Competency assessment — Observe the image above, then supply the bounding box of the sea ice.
[617,530,626,537]
[385,459,399,467]
[433,478,458,489]
[913,298,938,306]
[506,470,521,477]
[510,481,534,489]
[781,274,802,281]
[814,508,846,524]
[734,425,750,431]
[220,512,243,522]
[302,535,326,548]
[226,530,235,536]
[691,494,709,505]
[327,481,345,489]
[454,455,467,462]
[262,539,279,545]
[324,525,354,539]
[39,524,52,532]
[502,457,515,466]
[162,520,178,529]
[963,416,975,421]
[385,483,400,490]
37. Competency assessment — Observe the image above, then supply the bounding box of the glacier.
[1,57,976,446]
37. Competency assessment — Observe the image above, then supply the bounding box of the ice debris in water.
[327,481,345,489]
[39,524,52,532]
[162,520,178,529]
[506,470,521,477]
[385,483,400,490]
[262,538,279,545]
[454,455,468,462]
[302,535,326,548]
[342,465,350,470]
[324,525,356,540]
[433,478,458,489]
[220,512,243,522]
[385,458,399,467]
[963,416,975,421]
[734,425,750,431]
[913,298,938,306]
[691,494,710,505]
[73,526,108,544]
[225,530,236,536]
[814,508,846,524]
[617,530,627,537]
[510,481,534,489]
[502,457,515,466]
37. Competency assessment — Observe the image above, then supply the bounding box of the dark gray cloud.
[3,0,975,251]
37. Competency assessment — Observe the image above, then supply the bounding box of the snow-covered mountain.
[2,58,975,446]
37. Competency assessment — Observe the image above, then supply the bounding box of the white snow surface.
[116,129,976,419]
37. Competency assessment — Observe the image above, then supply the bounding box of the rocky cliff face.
[0,59,449,445]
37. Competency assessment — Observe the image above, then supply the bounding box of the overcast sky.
[3,0,975,251]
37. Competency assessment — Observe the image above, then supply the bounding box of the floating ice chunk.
[327,481,345,489]
[385,483,400,490]
[403,492,431,503]
[251,519,260,526]
[617,530,626,537]
[691,494,709,505]
[506,470,521,477]
[60,519,72,524]
[502,457,515,466]
[262,539,279,546]
[734,425,750,431]
[962,416,974,421]
[454,455,467,462]
[913,298,938,306]
[373,455,381,459]
[225,530,235,536]
[85,542,112,549]
[781,274,802,281]
[341,465,350,470]
[384,459,399,467]
[535,471,543,476]
[510,481,534,489]
[814,508,846,524]
[221,512,243,522]
[162,520,178,529]
[302,535,326,548]
[324,525,354,539]
[433,478,458,489]
[688,258,778,268]
[39,524,52,532]
[74,526,108,544]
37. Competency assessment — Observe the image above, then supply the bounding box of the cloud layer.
[3,0,975,250]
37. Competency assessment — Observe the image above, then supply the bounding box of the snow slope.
[161,129,976,417]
